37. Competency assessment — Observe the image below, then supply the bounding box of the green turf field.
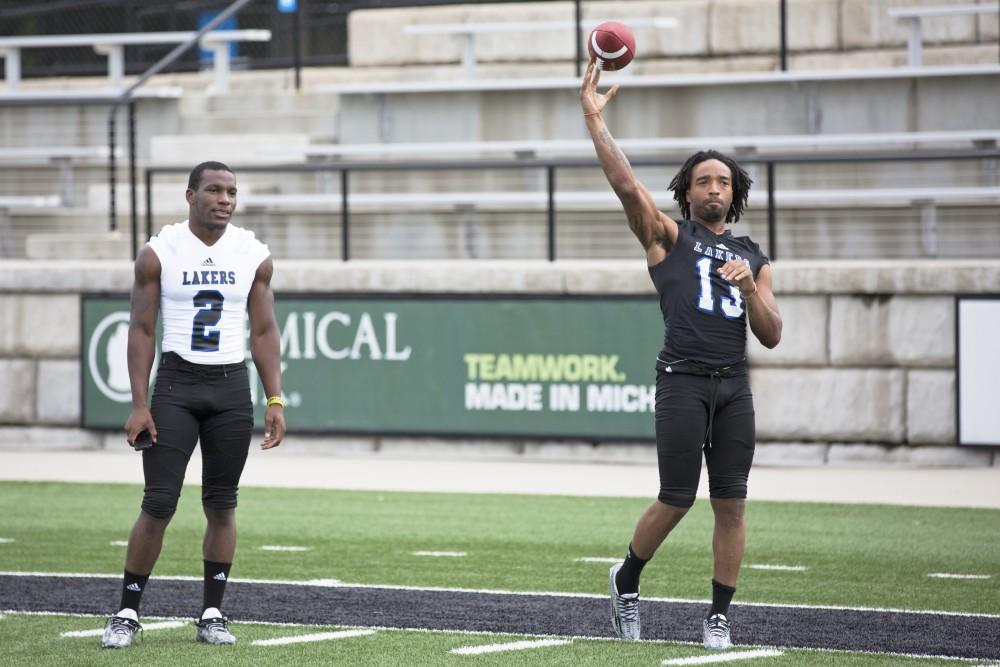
[0,613,976,667]
[1,481,998,666]
[0,481,996,613]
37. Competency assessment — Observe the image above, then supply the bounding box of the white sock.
[115,608,138,621]
[201,607,222,620]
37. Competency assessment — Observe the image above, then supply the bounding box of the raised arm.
[247,256,286,450]
[580,59,678,265]
[124,245,161,445]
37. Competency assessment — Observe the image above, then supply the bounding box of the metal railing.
[107,0,258,236]
[143,147,1000,262]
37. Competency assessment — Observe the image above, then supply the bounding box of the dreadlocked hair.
[668,150,752,223]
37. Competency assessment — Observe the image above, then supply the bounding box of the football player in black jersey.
[581,58,783,649]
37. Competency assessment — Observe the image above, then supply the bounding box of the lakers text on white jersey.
[148,220,270,365]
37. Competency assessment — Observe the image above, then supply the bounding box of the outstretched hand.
[580,57,620,117]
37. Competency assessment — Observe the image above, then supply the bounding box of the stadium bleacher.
[400,16,677,79]
[0,30,272,94]
[303,130,1000,159]
[889,2,1000,66]
[0,0,995,261]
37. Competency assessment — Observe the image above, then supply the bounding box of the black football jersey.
[648,219,770,371]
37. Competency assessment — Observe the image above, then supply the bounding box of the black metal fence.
[144,147,1000,262]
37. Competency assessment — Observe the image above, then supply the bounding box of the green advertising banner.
[82,295,158,430]
[82,294,665,439]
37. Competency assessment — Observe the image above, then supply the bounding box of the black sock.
[203,560,232,614]
[614,544,648,595]
[119,569,149,615]
[710,579,736,616]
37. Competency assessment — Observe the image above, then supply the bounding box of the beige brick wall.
[753,367,905,441]
[906,369,955,444]
[0,359,35,423]
[828,296,953,367]
[0,260,995,465]
[0,294,78,356]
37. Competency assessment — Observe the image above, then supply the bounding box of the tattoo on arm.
[628,212,664,249]
[599,128,630,166]
[627,213,645,239]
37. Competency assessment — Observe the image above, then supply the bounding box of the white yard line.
[60,620,186,637]
[575,557,621,564]
[0,571,201,581]
[1,570,998,620]
[0,538,14,544]
[451,638,571,655]
[746,564,808,572]
[109,541,128,546]
[259,545,313,552]
[4,611,990,663]
[252,629,376,646]
[412,551,467,557]
[928,573,992,580]
[662,649,785,665]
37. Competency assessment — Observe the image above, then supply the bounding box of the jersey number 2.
[696,257,744,318]
[191,290,224,352]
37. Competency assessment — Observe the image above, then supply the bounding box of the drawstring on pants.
[659,358,744,451]
[703,370,723,449]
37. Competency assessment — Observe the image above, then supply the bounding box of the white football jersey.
[148,220,270,364]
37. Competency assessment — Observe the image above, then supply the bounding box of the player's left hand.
[261,405,286,450]
[718,260,756,298]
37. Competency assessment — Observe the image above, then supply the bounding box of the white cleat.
[195,615,236,645]
[703,613,732,650]
[609,563,640,640]
[100,615,141,648]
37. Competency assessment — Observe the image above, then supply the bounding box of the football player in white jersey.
[102,161,287,649]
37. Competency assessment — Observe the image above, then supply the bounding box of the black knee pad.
[202,486,238,511]
[657,488,697,509]
[141,490,178,520]
[707,486,748,500]
[707,475,748,500]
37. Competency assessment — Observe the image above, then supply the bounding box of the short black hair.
[668,150,752,223]
[187,161,234,191]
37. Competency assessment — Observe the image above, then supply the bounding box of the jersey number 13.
[695,257,744,318]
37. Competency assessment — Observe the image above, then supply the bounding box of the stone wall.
[348,0,999,72]
[0,259,997,467]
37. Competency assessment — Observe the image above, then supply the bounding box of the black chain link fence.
[0,0,541,78]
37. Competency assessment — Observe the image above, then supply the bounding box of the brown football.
[587,22,636,71]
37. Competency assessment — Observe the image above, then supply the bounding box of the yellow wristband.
[266,395,286,408]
